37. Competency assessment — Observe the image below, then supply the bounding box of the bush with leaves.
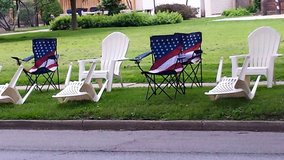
[155,4,197,20]
[222,8,251,17]
[39,0,63,25]
[246,4,256,13]
[50,12,183,30]
[253,0,261,11]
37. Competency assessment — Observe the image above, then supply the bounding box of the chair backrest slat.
[248,27,281,67]
[101,32,129,75]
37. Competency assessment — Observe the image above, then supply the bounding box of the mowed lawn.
[0,16,283,120]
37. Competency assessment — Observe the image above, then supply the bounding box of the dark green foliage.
[222,7,251,17]
[19,2,35,26]
[246,4,256,13]
[50,12,183,30]
[50,16,71,30]
[39,0,63,25]
[155,4,197,20]
[97,0,127,16]
[0,0,13,13]
[253,0,261,11]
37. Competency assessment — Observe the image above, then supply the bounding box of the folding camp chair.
[52,62,108,103]
[0,65,35,104]
[131,34,184,100]
[12,38,60,92]
[175,32,203,88]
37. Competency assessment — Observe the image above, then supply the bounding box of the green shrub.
[39,0,63,25]
[155,4,197,20]
[246,4,256,13]
[253,0,261,11]
[112,11,154,26]
[50,16,71,30]
[222,8,251,17]
[154,11,183,24]
[50,12,183,30]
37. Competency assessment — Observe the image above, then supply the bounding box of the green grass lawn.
[0,85,283,120]
[0,16,284,120]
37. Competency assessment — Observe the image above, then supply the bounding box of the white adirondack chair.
[52,62,108,103]
[0,66,35,104]
[78,32,129,92]
[230,26,282,88]
[205,56,261,101]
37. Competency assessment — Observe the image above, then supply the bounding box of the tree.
[125,0,132,10]
[70,0,77,30]
[0,0,60,30]
[0,0,17,31]
[98,0,127,16]
[38,0,63,25]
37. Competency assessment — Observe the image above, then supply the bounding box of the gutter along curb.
[0,120,283,132]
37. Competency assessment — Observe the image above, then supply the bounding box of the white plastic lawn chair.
[230,26,282,88]
[52,62,108,103]
[0,65,35,104]
[205,56,261,101]
[78,32,129,92]
[0,66,2,72]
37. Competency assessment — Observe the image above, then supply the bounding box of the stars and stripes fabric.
[29,39,58,73]
[149,34,183,74]
[176,32,202,64]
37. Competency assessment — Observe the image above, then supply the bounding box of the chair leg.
[209,95,220,101]
[267,71,274,88]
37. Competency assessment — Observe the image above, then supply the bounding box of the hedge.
[50,11,183,30]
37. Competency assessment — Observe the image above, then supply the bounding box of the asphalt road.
[0,130,284,160]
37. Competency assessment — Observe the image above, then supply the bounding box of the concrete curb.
[0,120,283,132]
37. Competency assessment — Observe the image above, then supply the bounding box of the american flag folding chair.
[12,38,60,92]
[131,34,184,100]
[175,32,203,88]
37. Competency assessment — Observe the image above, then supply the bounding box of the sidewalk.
[213,14,284,21]
[0,29,50,36]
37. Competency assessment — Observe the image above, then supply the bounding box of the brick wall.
[58,0,135,14]
[266,0,284,14]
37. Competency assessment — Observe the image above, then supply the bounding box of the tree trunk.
[12,0,21,30]
[16,0,20,28]
[70,0,77,30]
[261,0,267,15]
[186,0,188,6]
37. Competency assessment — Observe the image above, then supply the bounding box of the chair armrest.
[229,54,247,59]
[78,58,101,63]
[130,51,152,62]
[194,49,203,54]
[273,53,283,57]
[113,58,129,62]
[23,55,34,62]
[48,55,59,59]
[229,55,247,77]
